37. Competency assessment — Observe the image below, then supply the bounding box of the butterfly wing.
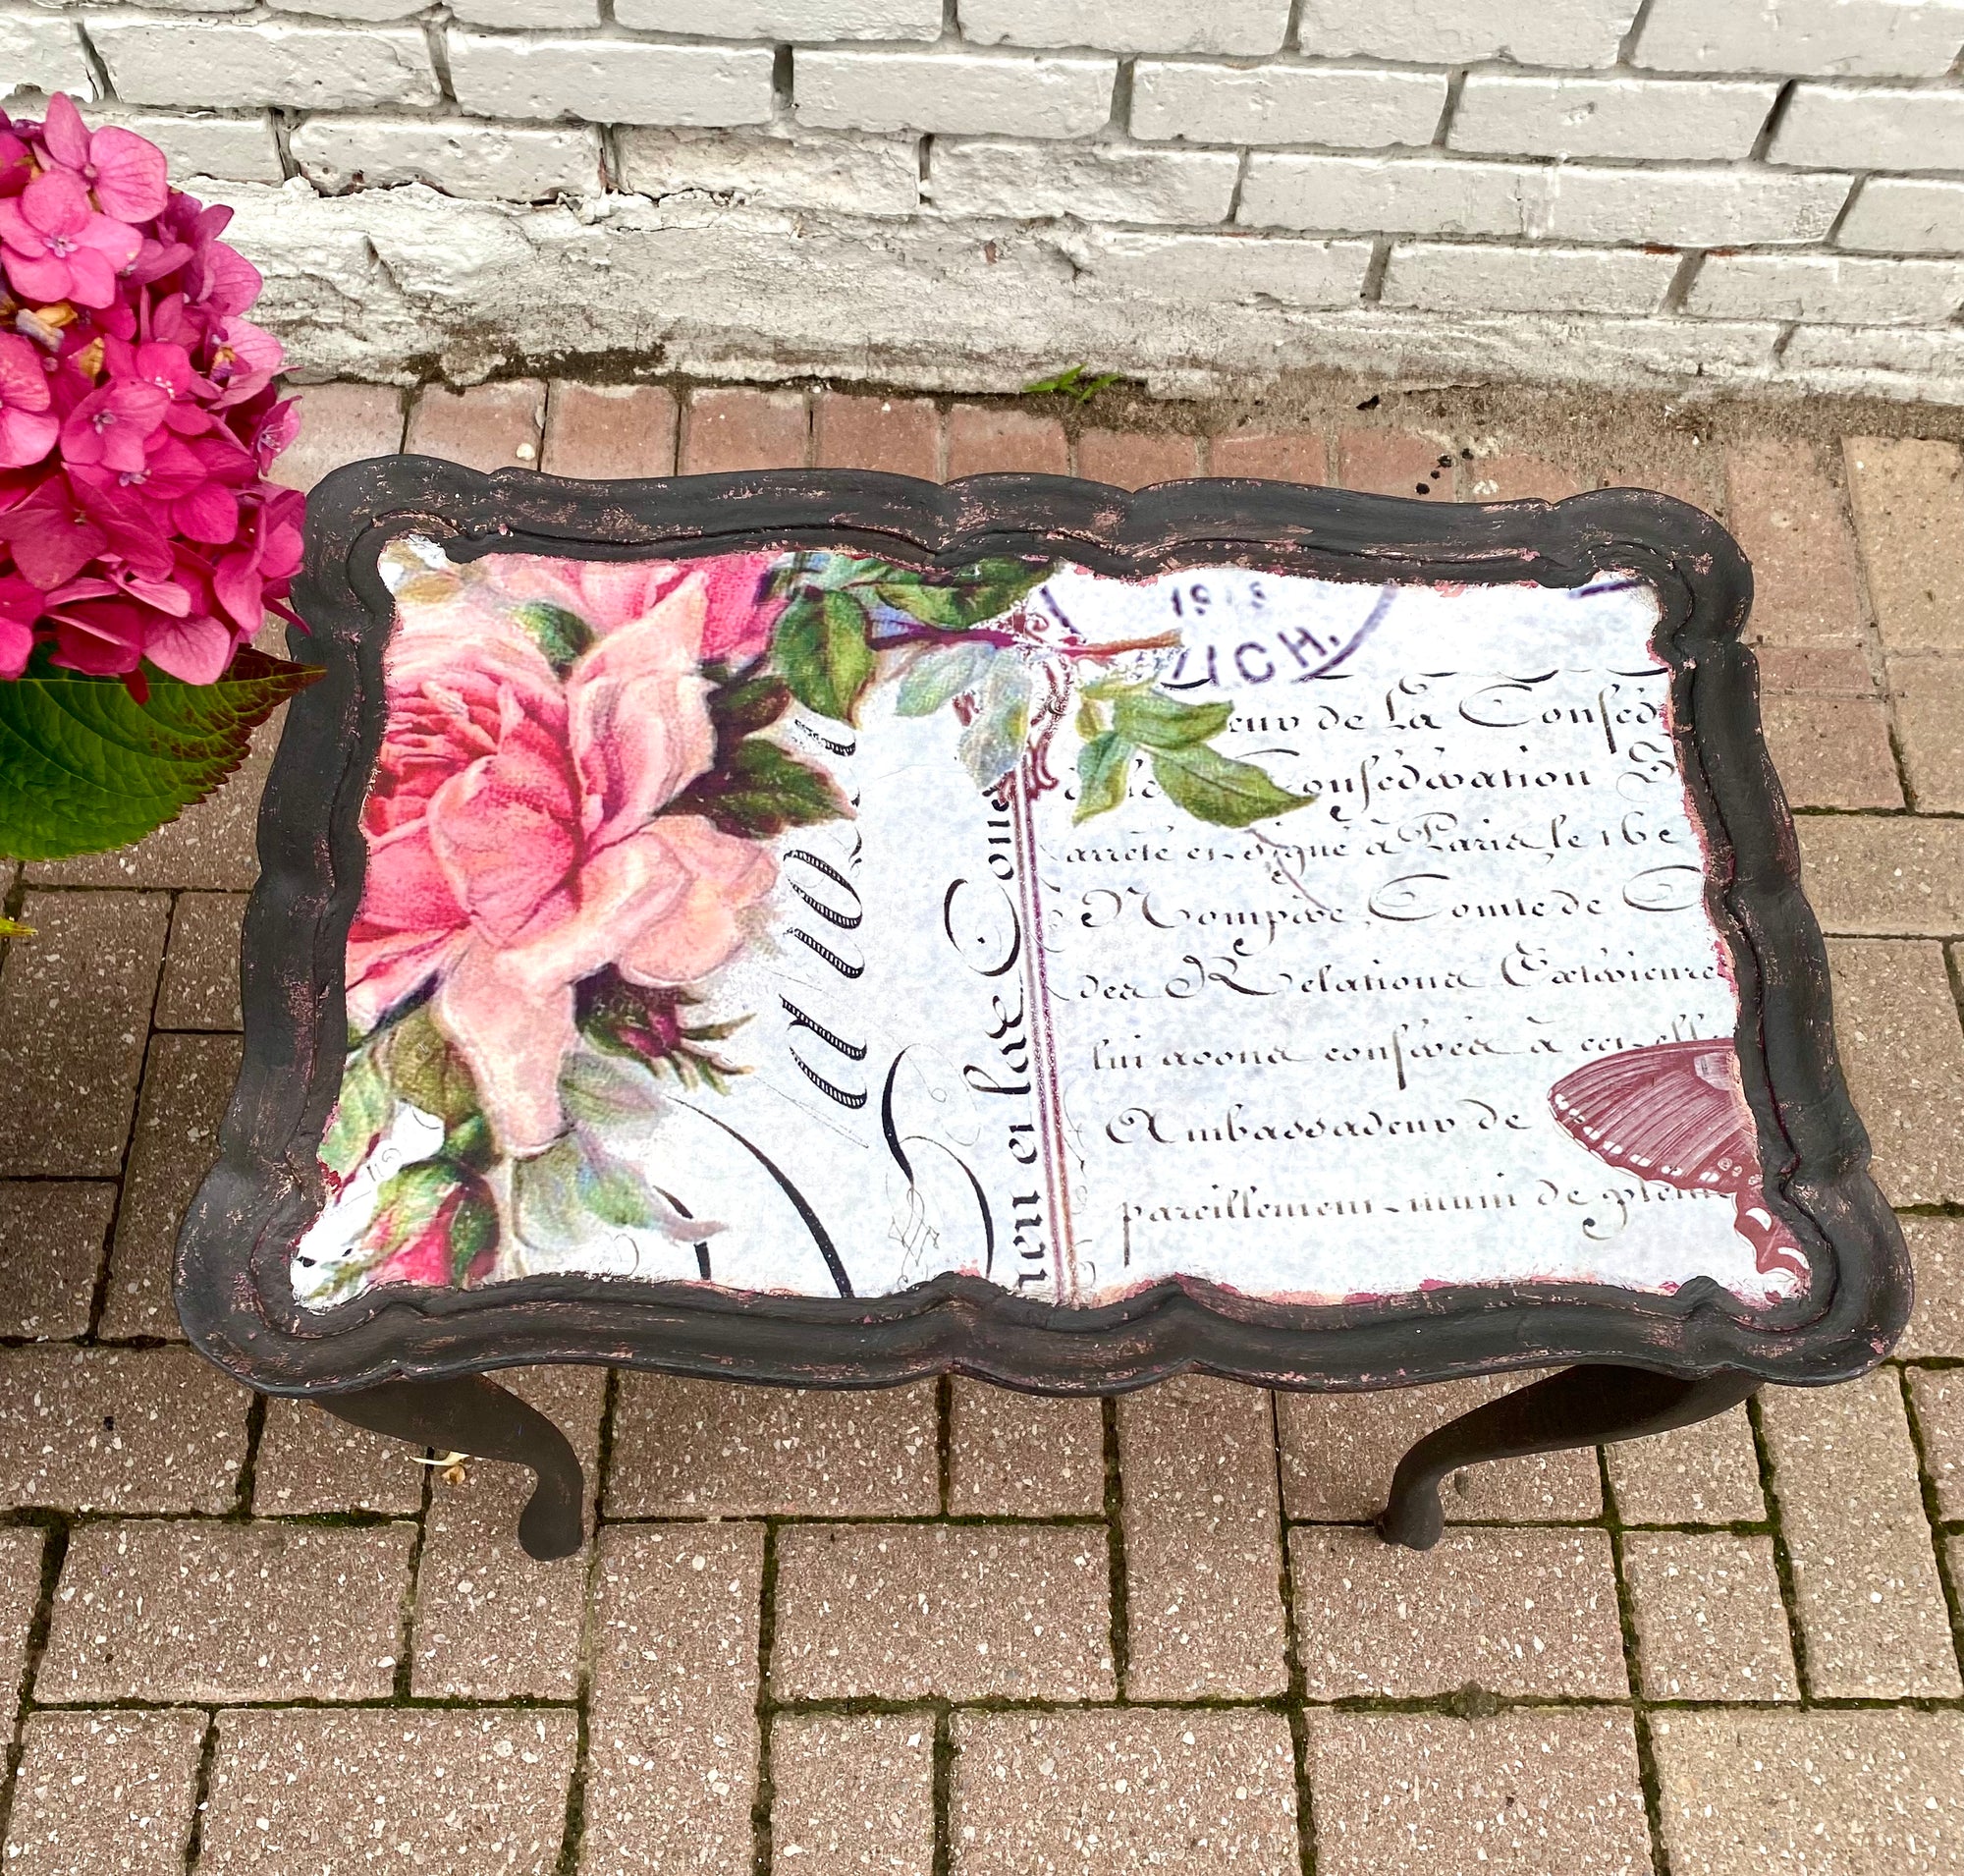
[1548,1040,1760,1194]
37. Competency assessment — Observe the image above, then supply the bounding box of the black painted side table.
[175,460,1908,1560]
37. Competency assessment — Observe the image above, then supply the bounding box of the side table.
[175,459,1908,1560]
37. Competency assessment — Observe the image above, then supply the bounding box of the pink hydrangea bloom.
[0,169,140,309]
[0,573,38,678]
[0,333,57,469]
[37,93,168,225]
[346,571,778,1156]
[60,379,169,474]
[0,93,302,688]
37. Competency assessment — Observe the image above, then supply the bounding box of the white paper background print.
[299,555,1801,1313]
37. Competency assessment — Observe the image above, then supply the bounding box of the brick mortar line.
[1943,946,1964,1111]
[1270,1392,1318,1876]
[82,890,178,1344]
[931,1704,955,1876]
[1745,1391,1817,1702]
[12,1687,1961,1716]
[392,1420,434,1702]
[1827,435,1922,808]
[1101,1396,1129,1700]
[1600,1445,1673,1876]
[0,1513,69,1861]
[551,1363,617,1875]
[753,1517,781,1876]
[179,1706,221,1873]
[1896,1360,1964,1685]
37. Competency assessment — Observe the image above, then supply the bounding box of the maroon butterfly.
[1549,1040,1807,1284]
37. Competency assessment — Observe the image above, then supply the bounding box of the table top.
[175,460,1908,1396]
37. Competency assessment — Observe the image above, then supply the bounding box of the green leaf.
[511,1140,588,1252]
[1074,733,1135,824]
[957,652,1032,792]
[447,1180,499,1285]
[672,735,850,841]
[1022,365,1122,406]
[511,600,593,674]
[367,1158,462,1259]
[1151,744,1317,827]
[1112,690,1232,751]
[707,670,791,741]
[560,1049,665,1129]
[0,649,321,863]
[512,1132,660,1249]
[377,1007,482,1129]
[576,1136,663,1230]
[320,1049,395,1177]
[772,589,878,722]
[444,1111,496,1174]
[894,641,991,717]
[873,559,1052,631]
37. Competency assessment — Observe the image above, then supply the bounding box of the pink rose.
[347,571,778,1156]
[480,549,787,667]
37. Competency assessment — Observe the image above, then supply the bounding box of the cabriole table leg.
[1377,1363,1761,1551]
[310,1373,586,1561]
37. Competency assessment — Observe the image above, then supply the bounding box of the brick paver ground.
[1,377,1961,1871]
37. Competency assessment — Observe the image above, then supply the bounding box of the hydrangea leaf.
[0,650,320,862]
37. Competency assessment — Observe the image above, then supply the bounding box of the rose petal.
[434,943,577,1157]
[617,816,779,986]
[567,576,715,849]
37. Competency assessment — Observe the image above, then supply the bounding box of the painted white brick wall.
[449,0,601,28]
[958,0,1293,57]
[447,36,776,126]
[1382,243,1680,315]
[1840,180,1964,254]
[1689,253,1964,324]
[1129,64,1446,148]
[5,0,1960,403]
[1293,0,1640,69]
[291,115,604,199]
[617,127,922,215]
[1635,0,1964,78]
[1772,85,1964,171]
[615,0,941,36]
[794,48,1116,137]
[1447,76,1778,161]
[98,107,283,181]
[926,138,1238,222]
[0,8,92,94]
[88,17,438,110]
[1237,155,1850,247]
